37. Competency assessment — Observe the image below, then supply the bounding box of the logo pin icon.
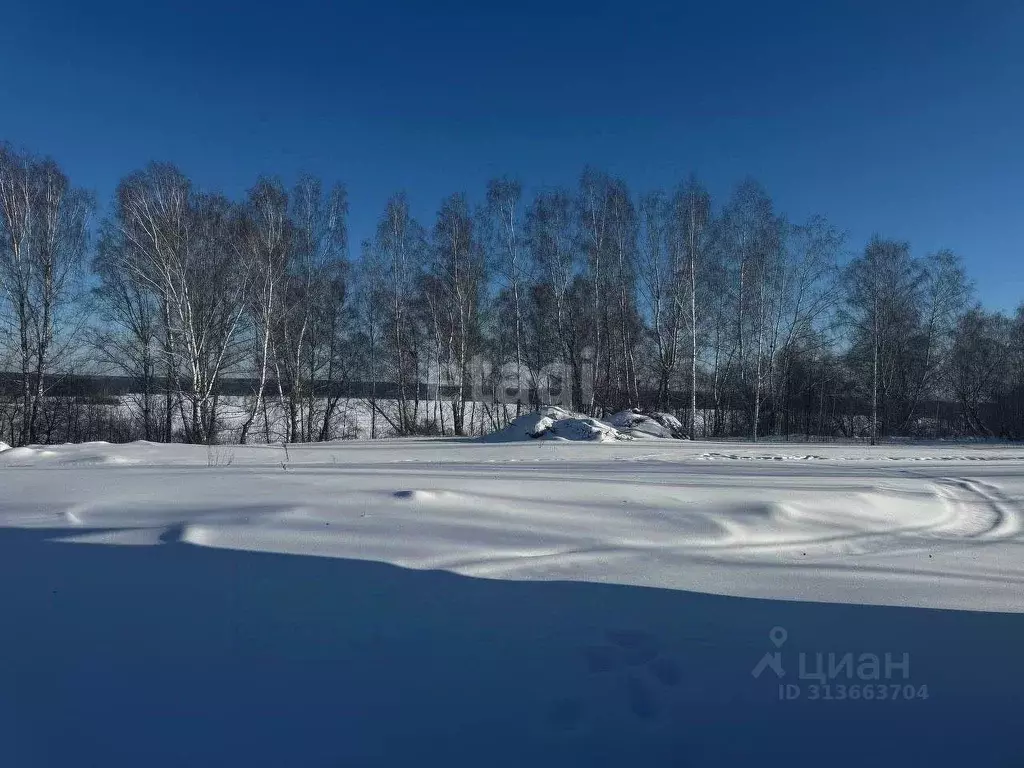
[752,626,788,679]
[769,627,788,648]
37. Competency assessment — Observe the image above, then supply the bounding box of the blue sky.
[2,0,1022,310]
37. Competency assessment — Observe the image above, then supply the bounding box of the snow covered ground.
[1,438,1023,766]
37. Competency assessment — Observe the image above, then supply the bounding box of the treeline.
[1,141,1022,445]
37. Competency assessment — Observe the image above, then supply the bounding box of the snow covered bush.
[608,409,688,439]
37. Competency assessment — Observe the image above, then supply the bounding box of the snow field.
[1,437,1022,766]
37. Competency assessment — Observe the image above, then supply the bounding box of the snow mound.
[484,406,631,442]
[609,409,688,439]
[0,446,60,462]
[0,443,138,466]
[0,441,9,453]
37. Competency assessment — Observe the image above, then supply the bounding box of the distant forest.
[1,141,1022,445]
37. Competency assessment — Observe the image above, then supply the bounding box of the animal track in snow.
[550,628,682,732]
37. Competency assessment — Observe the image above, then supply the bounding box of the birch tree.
[578,168,613,413]
[274,175,348,442]
[719,180,779,439]
[671,178,711,436]
[606,178,641,409]
[898,249,970,431]
[527,189,582,410]
[370,193,425,435]
[637,191,678,410]
[485,177,529,416]
[843,237,920,444]
[92,219,163,440]
[948,308,1009,436]
[236,177,292,443]
[767,215,842,436]
[0,145,92,445]
[427,193,486,436]
[116,165,253,443]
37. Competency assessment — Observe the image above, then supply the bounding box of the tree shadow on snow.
[0,527,1022,768]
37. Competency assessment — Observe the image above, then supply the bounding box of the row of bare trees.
[87,163,351,445]
[2,140,1022,445]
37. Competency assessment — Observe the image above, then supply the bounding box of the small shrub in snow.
[206,446,235,467]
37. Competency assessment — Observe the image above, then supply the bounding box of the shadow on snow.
[0,527,1022,767]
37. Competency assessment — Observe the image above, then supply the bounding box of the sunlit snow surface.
[1,438,1022,767]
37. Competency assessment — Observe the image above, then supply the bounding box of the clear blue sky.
[2,0,1022,310]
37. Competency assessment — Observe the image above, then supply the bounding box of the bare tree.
[0,144,92,445]
[426,193,487,436]
[606,177,641,409]
[274,175,348,442]
[767,215,843,437]
[718,180,780,439]
[114,163,191,439]
[637,191,678,410]
[92,219,163,440]
[899,249,971,431]
[578,168,612,414]
[485,177,530,416]
[844,237,921,444]
[235,177,292,443]
[948,307,1009,436]
[672,178,712,436]
[116,165,253,443]
[527,189,582,410]
[366,193,426,435]
[351,240,385,438]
